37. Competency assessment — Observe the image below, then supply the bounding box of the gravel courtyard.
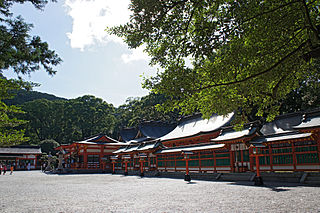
[0,171,319,212]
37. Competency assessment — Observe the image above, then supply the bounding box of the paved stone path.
[0,171,319,212]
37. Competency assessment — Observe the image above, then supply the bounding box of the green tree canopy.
[115,93,180,130]
[0,0,62,75]
[0,0,62,146]
[66,95,116,139]
[0,77,28,146]
[110,0,320,122]
[21,95,117,144]
[39,139,59,154]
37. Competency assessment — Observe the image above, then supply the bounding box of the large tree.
[22,96,117,144]
[0,77,29,146]
[0,0,61,75]
[0,0,62,145]
[110,0,320,123]
[115,93,180,130]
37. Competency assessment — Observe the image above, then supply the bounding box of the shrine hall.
[56,109,320,178]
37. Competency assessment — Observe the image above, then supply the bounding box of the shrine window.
[87,155,99,163]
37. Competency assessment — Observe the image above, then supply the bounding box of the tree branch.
[197,41,308,90]
[301,0,320,41]
[242,0,300,24]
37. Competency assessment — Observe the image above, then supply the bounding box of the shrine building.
[56,109,320,177]
[0,145,42,170]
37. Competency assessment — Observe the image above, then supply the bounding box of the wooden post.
[240,149,244,172]
[252,146,263,186]
[174,155,177,172]
[125,161,128,174]
[213,151,217,173]
[182,151,193,181]
[83,145,88,169]
[139,153,147,177]
[198,152,201,173]
[186,158,189,175]
[34,155,37,169]
[229,146,235,173]
[313,132,320,167]
[164,155,167,171]
[249,148,254,172]
[156,155,159,170]
[110,156,118,174]
[100,146,104,169]
[148,154,151,171]
[292,142,297,171]
[140,160,144,174]
[255,155,260,177]
[269,145,273,172]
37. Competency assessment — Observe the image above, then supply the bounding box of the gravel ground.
[0,171,319,213]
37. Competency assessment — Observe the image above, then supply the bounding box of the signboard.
[231,143,248,151]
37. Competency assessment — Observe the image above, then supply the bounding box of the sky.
[3,0,157,107]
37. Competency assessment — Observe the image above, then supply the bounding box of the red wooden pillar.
[249,148,254,172]
[100,145,104,169]
[34,155,37,169]
[182,151,193,181]
[252,146,263,186]
[140,160,144,174]
[316,133,320,166]
[156,155,159,169]
[198,152,201,173]
[83,145,88,169]
[148,154,151,171]
[110,156,118,174]
[213,151,217,173]
[174,155,177,172]
[139,153,147,177]
[291,142,297,171]
[122,155,130,175]
[269,146,273,172]
[186,158,189,175]
[229,146,235,172]
[164,155,167,171]
[255,155,260,177]
[240,149,244,172]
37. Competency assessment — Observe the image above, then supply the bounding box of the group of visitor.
[0,163,14,175]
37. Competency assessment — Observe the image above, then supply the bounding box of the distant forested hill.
[4,90,67,105]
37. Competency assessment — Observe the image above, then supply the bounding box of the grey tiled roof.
[260,113,302,135]
[159,112,234,142]
[156,143,225,154]
[250,131,312,145]
[0,146,41,154]
[294,116,320,129]
[211,127,257,142]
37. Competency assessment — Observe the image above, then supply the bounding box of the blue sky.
[3,0,157,107]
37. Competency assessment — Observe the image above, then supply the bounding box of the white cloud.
[65,0,130,50]
[65,0,150,63]
[121,46,151,63]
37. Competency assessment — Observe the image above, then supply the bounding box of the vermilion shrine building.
[56,109,320,176]
[56,135,127,171]
[0,145,42,170]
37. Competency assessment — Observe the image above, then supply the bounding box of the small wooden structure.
[56,134,127,171]
[0,145,42,170]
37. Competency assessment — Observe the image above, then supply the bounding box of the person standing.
[10,165,14,175]
[3,164,7,175]
[27,162,31,171]
[0,163,2,175]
